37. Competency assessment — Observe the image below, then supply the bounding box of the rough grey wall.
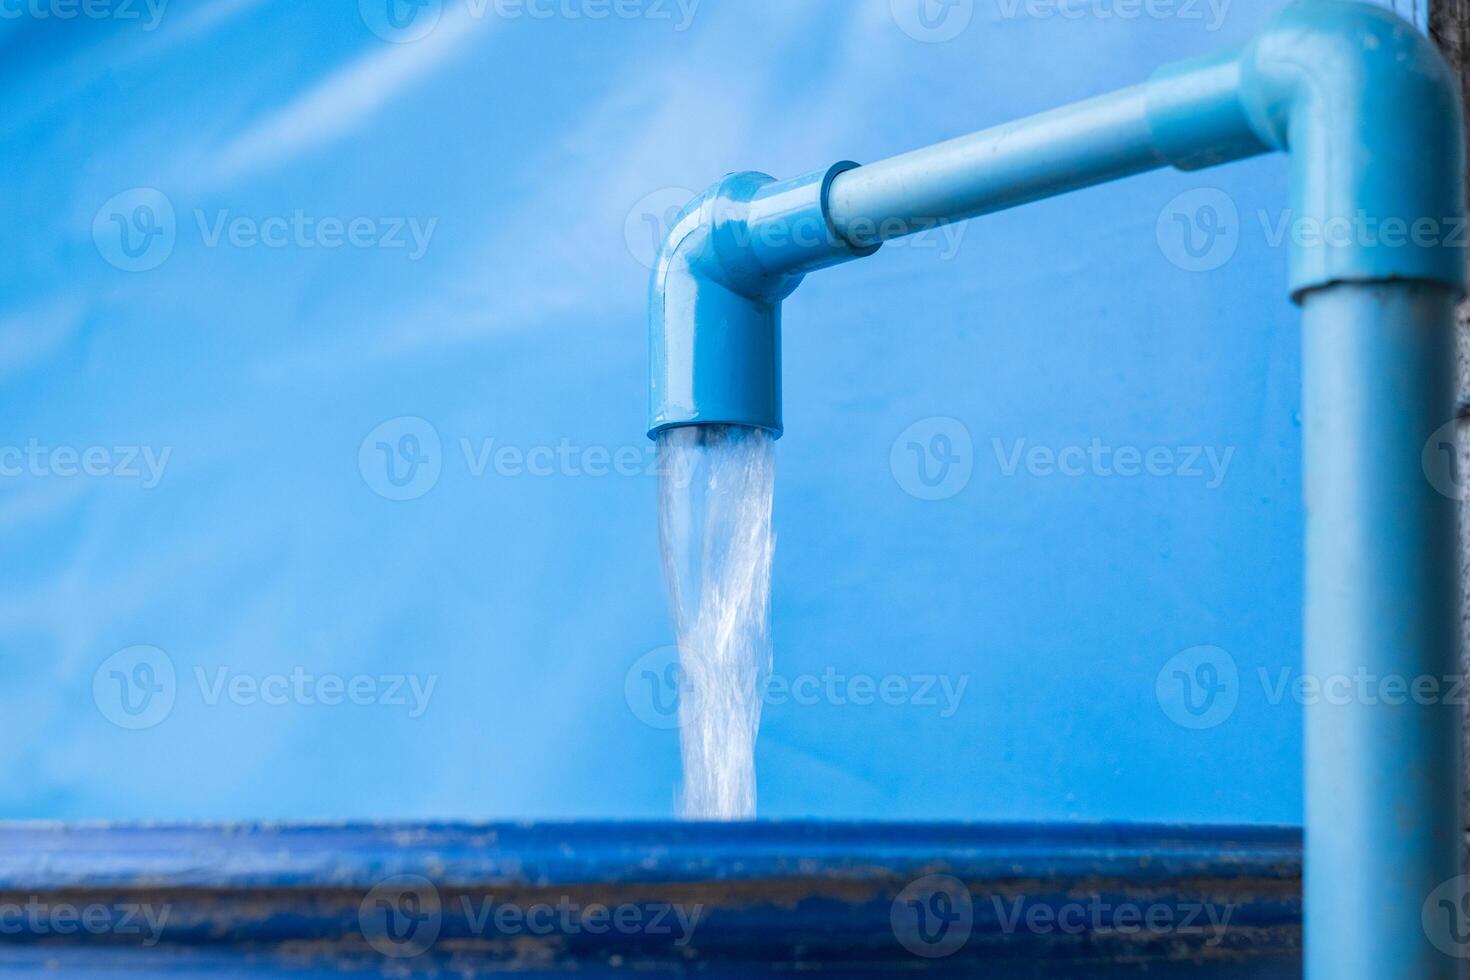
[1458,301,1469,849]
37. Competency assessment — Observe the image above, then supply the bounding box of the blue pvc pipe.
[648,166,876,437]
[647,3,1467,973]
[826,84,1177,249]
[1300,280,1462,978]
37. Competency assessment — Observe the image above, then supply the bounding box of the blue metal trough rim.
[0,821,1302,975]
[0,820,1302,890]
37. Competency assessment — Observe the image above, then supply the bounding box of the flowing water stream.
[656,424,775,820]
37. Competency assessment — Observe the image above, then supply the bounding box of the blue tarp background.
[0,0,1422,822]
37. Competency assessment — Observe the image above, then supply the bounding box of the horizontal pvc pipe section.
[826,85,1172,248]
[1300,281,1462,979]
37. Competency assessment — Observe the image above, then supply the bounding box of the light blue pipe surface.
[647,1,1465,974]
[827,83,1177,249]
[1301,280,1461,978]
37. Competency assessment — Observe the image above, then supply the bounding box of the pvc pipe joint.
[1146,1,1467,296]
[647,164,876,437]
[649,1,1466,441]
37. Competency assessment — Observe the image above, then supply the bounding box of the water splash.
[656,424,775,820]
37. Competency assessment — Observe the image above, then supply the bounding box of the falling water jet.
[656,424,775,820]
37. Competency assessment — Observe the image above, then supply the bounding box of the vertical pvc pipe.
[1300,280,1463,978]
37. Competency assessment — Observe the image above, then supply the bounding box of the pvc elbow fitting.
[648,164,877,438]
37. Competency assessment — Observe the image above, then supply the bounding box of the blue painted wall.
[0,0,1417,823]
